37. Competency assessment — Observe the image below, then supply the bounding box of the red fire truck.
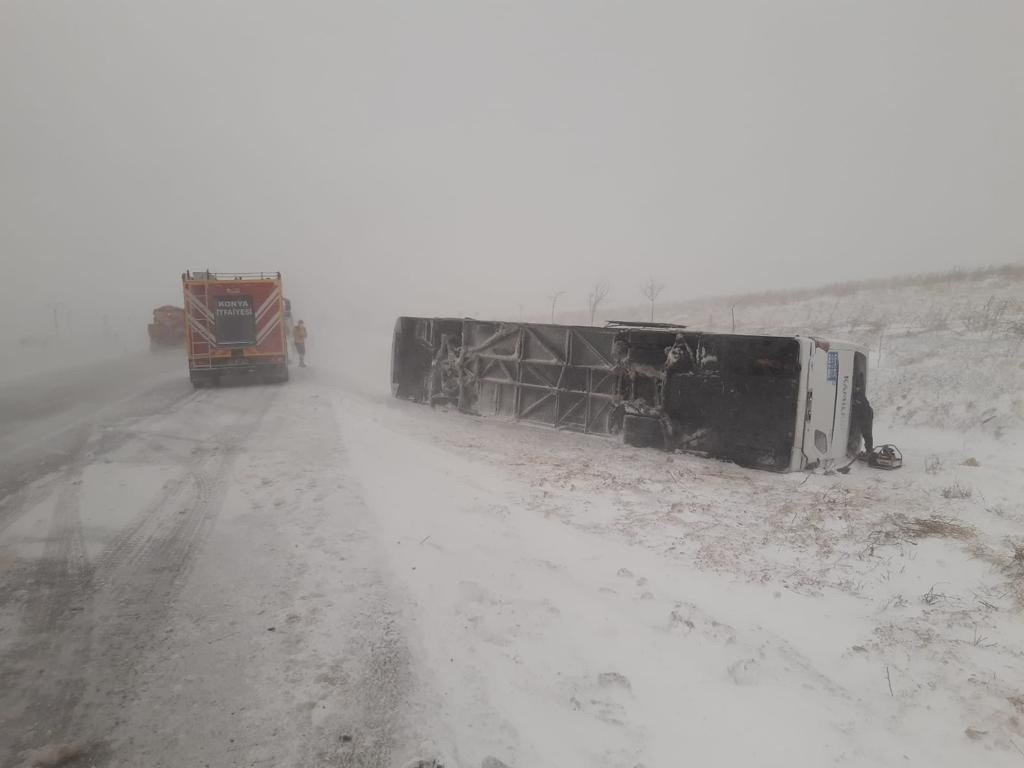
[182,271,290,387]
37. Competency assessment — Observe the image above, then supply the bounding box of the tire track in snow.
[94,412,244,578]
[0,423,94,538]
[67,387,280,750]
[0,385,206,538]
[0,435,96,768]
[0,385,279,766]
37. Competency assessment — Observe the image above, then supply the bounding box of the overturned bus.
[391,317,867,472]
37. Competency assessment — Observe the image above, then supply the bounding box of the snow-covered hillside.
[589,265,1024,438]
[330,265,1024,767]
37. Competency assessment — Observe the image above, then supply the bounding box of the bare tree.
[547,291,565,324]
[586,282,610,326]
[641,278,665,322]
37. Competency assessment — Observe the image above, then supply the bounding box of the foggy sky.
[1,1,1021,341]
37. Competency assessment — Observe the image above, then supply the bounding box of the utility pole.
[48,302,64,339]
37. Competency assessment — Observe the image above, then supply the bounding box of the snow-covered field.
[0,336,145,387]
[334,400,1024,767]
[329,267,1024,767]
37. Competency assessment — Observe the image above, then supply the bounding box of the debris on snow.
[21,743,84,768]
[597,672,632,691]
[898,515,975,541]
[727,658,761,686]
[941,482,973,499]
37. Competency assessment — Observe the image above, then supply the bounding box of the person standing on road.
[293,320,308,367]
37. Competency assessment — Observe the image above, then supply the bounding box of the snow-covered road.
[1,360,440,768]
[2,353,1023,768]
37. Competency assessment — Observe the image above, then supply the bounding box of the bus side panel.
[661,334,803,471]
[391,317,854,473]
[392,316,438,400]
